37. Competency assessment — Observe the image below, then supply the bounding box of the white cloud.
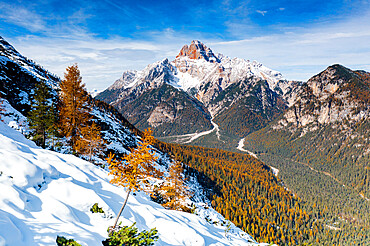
[256,10,267,16]
[4,7,370,91]
[8,34,185,91]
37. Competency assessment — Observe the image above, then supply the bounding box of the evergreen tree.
[75,121,106,162]
[59,64,91,151]
[28,81,57,148]
[102,222,158,246]
[106,128,163,229]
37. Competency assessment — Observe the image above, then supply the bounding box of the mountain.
[4,35,368,245]
[97,58,213,137]
[242,64,370,244]
[277,64,369,128]
[97,40,288,143]
[248,64,370,196]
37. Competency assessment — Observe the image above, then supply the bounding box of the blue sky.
[1,0,370,90]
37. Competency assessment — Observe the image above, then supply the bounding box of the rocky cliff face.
[275,64,370,130]
[243,64,370,204]
[176,40,220,63]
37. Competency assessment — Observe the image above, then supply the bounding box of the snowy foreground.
[0,121,267,246]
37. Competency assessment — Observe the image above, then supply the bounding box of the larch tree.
[75,121,106,162]
[28,81,57,148]
[106,128,163,229]
[59,64,91,151]
[161,160,190,211]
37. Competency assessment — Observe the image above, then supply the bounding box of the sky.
[1,0,370,91]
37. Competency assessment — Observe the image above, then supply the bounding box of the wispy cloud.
[9,10,370,91]
[9,34,183,91]
[102,0,135,18]
[0,3,46,32]
[256,10,267,16]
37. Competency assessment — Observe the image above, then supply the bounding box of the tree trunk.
[112,188,131,229]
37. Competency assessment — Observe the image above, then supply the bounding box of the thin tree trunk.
[112,188,131,229]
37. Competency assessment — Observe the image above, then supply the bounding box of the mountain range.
[96,40,288,143]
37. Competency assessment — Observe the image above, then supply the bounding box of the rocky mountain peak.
[307,64,356,99]
[308,64,355,86]
[176,40,220,63]
[276,64,370,129]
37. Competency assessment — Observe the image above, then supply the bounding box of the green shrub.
[102,222,158,246]
[90,203,105,213]
[56,236,81,246]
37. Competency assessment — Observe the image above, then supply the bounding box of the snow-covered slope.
[0,120,264,246]
[0,36,58,88]
[0,36,60,116]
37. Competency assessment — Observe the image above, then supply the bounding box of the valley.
[157,117,222,144]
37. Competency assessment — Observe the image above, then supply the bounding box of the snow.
[183,118,220,144]
[170,55,284,94]
[89,89,102,98]
[105,44,286,104]
[0,42,59,89]
[172,71,201,91]
[0,98,29,135]
[0,121,266,246]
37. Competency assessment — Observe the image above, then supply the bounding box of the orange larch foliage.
[59,64,91,151]
[107,128,162,192]
[161,160,190,211]
[106,128,163,228]
[75,121,106,161]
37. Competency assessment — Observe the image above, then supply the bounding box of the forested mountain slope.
[243,64,370,245]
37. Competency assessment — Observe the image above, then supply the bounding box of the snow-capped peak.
[107,70,138,90]
[172,43,284,96]
[100,40,287,114]
[105,40,285,96]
